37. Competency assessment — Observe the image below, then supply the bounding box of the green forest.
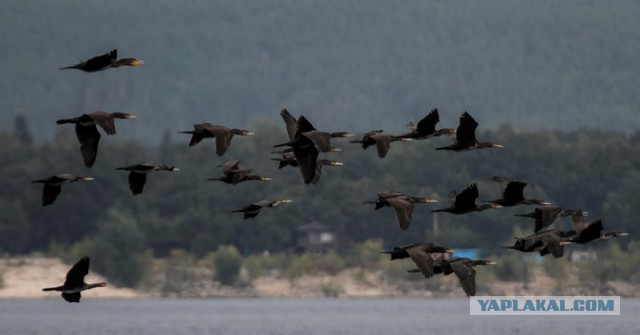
[1,113,638,289]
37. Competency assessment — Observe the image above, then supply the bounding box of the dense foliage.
[2,116,638,263]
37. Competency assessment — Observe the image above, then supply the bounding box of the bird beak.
[172,168,180,171]
[494,144,504,148]
[131,59,144,66]
[81,177,94,181]
[559,241,572,246]
[487,261,498,265]
[126,115,137,119]
[331,162,344,166]
[400,138,413,142]
[261,177,272,181]
[492,204,503,208]
[245,132,255,136]
[420,199,438,203]
[329,148,342,152]
[281,199,293,203]
[444,248,455,253]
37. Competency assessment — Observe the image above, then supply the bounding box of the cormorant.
[208,160,271,185]
[410,257,496,296]
[59,49,143,72]
[231,199,293,219]
[515,206,588,233]
[31,174,94,206]
[382,243,454,278]
[503,229,571,258]
[274,109,348,184]
[179,123,253,156]
[488,176,551,207]
[432,183,501,215]
[564,219,629,244]
[435,112,502,151]
[116,162,179,195]
[56,111,136,167]
[350,131,412,158]
[365,191,438,230]
[398,108,456,140]
[42,257,106,303]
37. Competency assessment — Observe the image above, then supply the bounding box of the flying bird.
[116,162,179,195]
[42,257,106,303]
[502,229,571,258]
[60,49,143,72]
[56,111,136,167]
[231,199,293,219]
[350,130,412,158]
[397,108,456,140]
[382,243,454,278]
[435,112,502,151]
[208,160,271,185]
[365,191,438,230]
[410,257,496,296]
[487,176,551,207]
[179,123,253,156]
[432,183,501,215]
[31,174,94,206]
[515,206,588,233]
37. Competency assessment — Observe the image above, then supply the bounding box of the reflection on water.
[0,298,637,335]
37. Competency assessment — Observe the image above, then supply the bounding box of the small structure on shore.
[294,222,344,254]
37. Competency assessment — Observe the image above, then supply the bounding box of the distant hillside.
[2,0,640,142]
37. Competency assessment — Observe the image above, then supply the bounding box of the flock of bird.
[35,49,628,302]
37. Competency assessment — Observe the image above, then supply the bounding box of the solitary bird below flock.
[31,174,94,206]
[59,49,143,72]
[42,257,106,303]
[231,199,293,219]
[179,123,253,156]
[116,162,179,195]
[56,111,136,167]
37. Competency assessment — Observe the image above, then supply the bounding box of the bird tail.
[230,209,244,213]
[56,118,76,124]
[178,130,194,134]
[273,142,291,148]
[42,285,63,291]
[58,65,77,70]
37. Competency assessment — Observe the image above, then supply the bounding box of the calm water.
[1,298,638,335]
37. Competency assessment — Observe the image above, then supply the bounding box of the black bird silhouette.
[410,257,496,296]
[56,111,136,167]
[435,112,502,151]
[502,229,571,258]
[274,109,348,184]
[515,206,588,233]
[487,176,551,207]
[564,218,629,244]
[179,123,253,156]
[432,183,501,215]
[60,49,143,72]
[350,130,412,158]
[365,191,438,230]
[231,199,293,219]
[271,153,343,184]
[398,108,456,140]
[31,174,94,206]
[382,243,454,278]
[208,160,271,185]
[116,162,179,195]
[42,257,106,303]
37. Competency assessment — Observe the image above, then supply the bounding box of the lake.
[1,298,638,335]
